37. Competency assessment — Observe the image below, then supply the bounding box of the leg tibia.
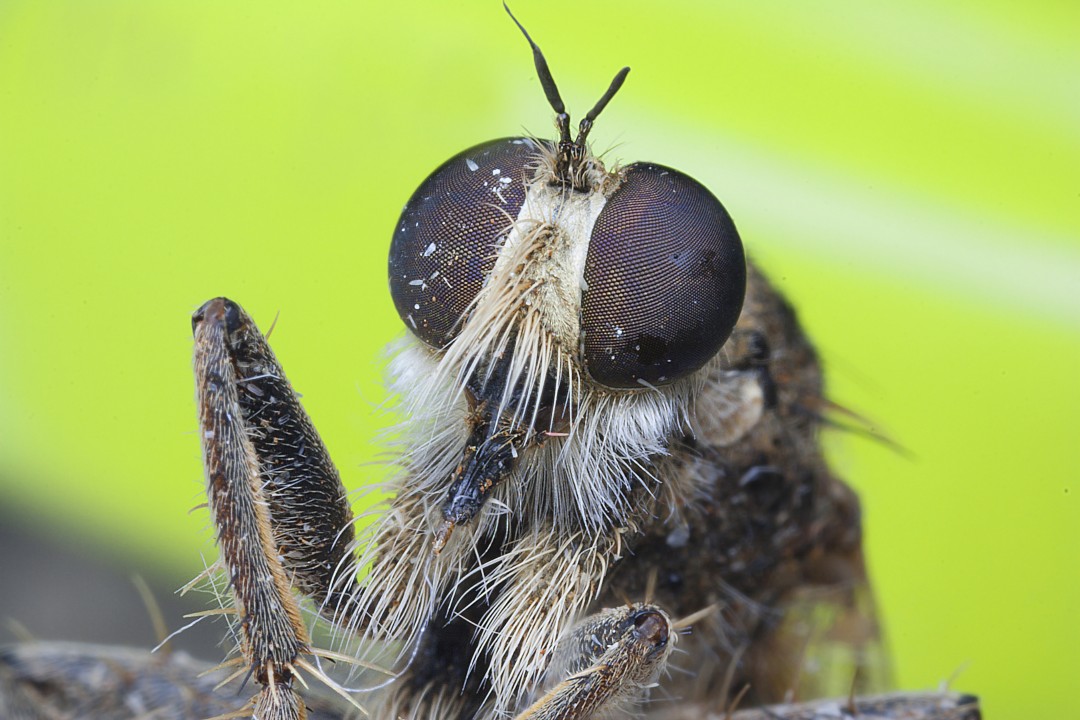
[192,298,360,719]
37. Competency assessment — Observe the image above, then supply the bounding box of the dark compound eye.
[581,163,746,388]
[389,137,539,348]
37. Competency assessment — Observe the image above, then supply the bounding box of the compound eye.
[389,137,538,348]
[582,163,746,388]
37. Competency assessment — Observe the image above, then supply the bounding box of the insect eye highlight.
[388,137,538,348]
[581,163,746,388]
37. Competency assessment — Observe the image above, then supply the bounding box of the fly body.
[303,7,864,717]
[0,6,982,720]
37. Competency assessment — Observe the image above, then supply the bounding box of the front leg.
[515,603,674,720]
[193,298,362,719]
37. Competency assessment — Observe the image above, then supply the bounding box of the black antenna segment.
[503,2,568,136]
[577,66,630,143]
[503,2,630,189]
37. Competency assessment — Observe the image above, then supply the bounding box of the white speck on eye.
[466,158,479,172]
[408,279,424,286]
[413,303,420,310]
[430,270,440,279]
[579,276,589,292]
[614,326,623,337]
[406,314,416,328]
[422,242,436,257]
[498,176,511,185]
[492,168,501,175]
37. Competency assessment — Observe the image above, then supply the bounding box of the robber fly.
[0,5,980,720]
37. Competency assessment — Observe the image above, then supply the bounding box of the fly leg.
[192,297,365,719]
[513,603,674,720]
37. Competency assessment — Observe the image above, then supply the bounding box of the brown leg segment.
[192,297,359,719]
[514,604,674,720]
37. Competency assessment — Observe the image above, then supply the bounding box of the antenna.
[503,2,630,188]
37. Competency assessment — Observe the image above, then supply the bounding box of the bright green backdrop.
[1,1,1077,717]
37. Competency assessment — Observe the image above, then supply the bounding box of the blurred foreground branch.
[0,642,979,720]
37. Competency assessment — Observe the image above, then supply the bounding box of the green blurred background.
[0,0,1077,716]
